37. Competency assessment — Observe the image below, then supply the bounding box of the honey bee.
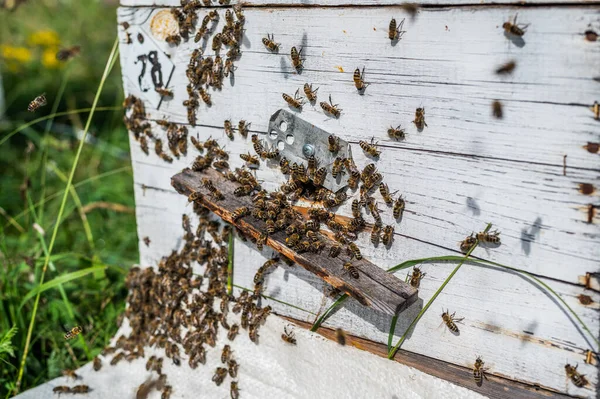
[56,45,81,61]
[327,135,340,153]
[382,225,394,246]
[257,232,268,251]
[565,363,587,387]
[110,352,125,365]
[282,89,305,109]
[313,167,327,186]
[221,344,232,363]
[224,57,236,77]
[408,266,426,288]
[64,326,83,340]
[335,328,347,345]
[476,230,501,244]
[359,139,380,157]
[161,385,172,399]
[347,170,360,189]
[224,119,234,139]
[348,242,362,260]
[503,14,528,37]
[230,381,240,399]
[139,135,149,155]
[389,17,406,41]
[160,152,174,163]
[227,324,239,341]
[198,87,211,106]
[195,15,211,42]
[279,157,291,174]
[441,309,464,333]
[328,244,341,258]
[71,385,89,394]
[188,136,203,153]
[343,262,359,279]
[262,33,280,52]
[166,34,181,45]
[392,195,405,219]
[212,33,223,51]
[233,3,245,21]
[28,93,47,112]
[240,152,260,167]
[320,95,342,118]
[291,46,303,71]
[591,101,599,120]
[62,369,79,380]
[495,60,516,75]
[213,160,229,170]
[236,120,250,138]
[413,107,427,130]
[53,386,71,394]
[471,356,489,384]
[332,157,345,178]
[232,206,250,221]
[93,356,102,371]
[367,225,380,246]
[353,67,368,91]
[281,326,297,345]
[378,183,393,205]
[155,87,173,97]
[388,125,406,140]
[303,83,319,103]
[225,9,234,27]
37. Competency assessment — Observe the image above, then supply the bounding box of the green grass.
[0,1,136,396]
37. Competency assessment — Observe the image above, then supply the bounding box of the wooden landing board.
[283,316,574,399]
[118,3,600,397]
[171,167,419,315]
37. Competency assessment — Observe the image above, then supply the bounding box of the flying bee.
[166,34,181,45]
[28,93,47,112]
[503,14,528,37]
[279,157,291,174]
[382,225,394,246]
[221,344,232,363]
[56,45,81,61]
[412,107,427,130]
[491,100,503,119]
[304,83,319,103]
[473,356,489,384]
[329,244,342,258]
[64,326,83,340]
[335,328,347,345]
[379,183,394,204]
[565,363,587,387]
[93,356,102,371]
[476,230,501,244]
[495,60,516,75]
[282,88,305,109]
[408,266,426,288]
[224,119,234,139]
[359,138,380,157]
[441,309,464,333]
[320,95,342,118]
[347,170,360,189]
[353,67,368,91]
[342,262,359,279]
[389,17,406,41]
[393,195,405,219]
[232,206,250,221]
[281,326,297,345]
[348,242,362,260]
[332,157,345,178]
[327,135,340,153]
[262,33,280,52]
[53,386,71,394]
[388,125,406,140]
[291,46,303,71]
[155,87,173,97]
[313,167,327,186]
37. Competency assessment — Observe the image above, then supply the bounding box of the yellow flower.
[1,45,33,63]
[42,47,60,69]
[28,30,60,47]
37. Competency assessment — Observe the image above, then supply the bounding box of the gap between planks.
[281,315,576,399]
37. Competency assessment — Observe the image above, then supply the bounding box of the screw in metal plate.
[302,143,315,158]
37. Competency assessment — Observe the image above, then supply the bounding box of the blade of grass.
[13,38,120,395]
[387,224,492,359]
[6,166,131,229]
[48,163,94,251]
[0,207,25,233]
[310,293,348,332]
[227,231,233,295]
[233,284,316,315]
[0,106,121,147]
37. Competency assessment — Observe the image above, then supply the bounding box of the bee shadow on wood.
[465,197,481,216]
[229,73,235,87]
[504,32,525,48]
[520,217,542,255]
[280,56,291,80]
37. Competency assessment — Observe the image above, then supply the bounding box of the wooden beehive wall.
[117,1,600,397]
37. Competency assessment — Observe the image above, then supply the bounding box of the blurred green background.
[0,0,136,396]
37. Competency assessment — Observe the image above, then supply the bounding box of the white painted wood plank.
[117,6,600,170]
[132,186,599,397]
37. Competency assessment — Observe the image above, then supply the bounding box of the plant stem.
[13,38,119,395]
[387,223,492,359]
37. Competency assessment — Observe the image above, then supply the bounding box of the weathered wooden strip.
[171,167,419,315]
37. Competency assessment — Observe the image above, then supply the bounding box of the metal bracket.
[264,109,352,192]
